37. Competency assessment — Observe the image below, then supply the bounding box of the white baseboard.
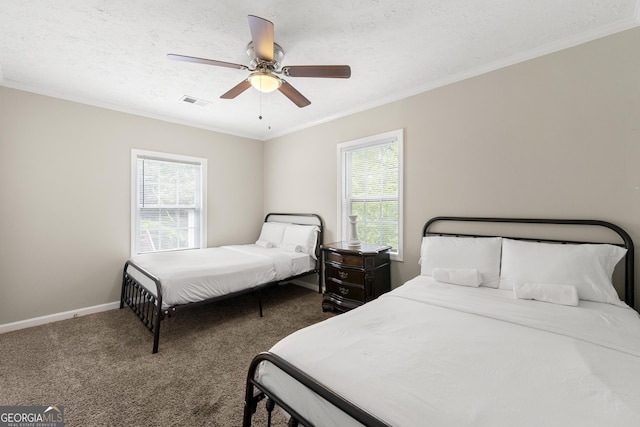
[286,279,323,293]
[1,280,322,335]
[0,301,120,334]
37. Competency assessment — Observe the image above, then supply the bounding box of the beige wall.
[264,27,640,307]
[0,88,264,324]
[2,27,639,326]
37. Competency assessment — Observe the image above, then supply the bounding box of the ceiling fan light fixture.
[249,71,281,93]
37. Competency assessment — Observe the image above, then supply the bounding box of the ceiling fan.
[168,15,351,108]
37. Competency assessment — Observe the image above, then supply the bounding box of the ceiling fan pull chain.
[268,92,272,130]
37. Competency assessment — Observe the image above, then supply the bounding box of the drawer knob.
[339,287,350,295]
[338,271,349,279]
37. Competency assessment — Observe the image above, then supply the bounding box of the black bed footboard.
[244,352,391,427]
[121,260,164,353]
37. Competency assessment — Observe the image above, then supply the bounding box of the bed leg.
[257,289,263,317]
[152,309,162,354]
[120,266,127,309]
[266,398,275,427]
[243,376,263,427]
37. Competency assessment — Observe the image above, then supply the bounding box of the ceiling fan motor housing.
[246,42,285,70]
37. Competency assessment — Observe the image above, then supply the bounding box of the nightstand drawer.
[325,252,364,268]
[326,279,365,301]
[325,263,365,285]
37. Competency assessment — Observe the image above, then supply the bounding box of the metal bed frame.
[120,213,324,354]
[243,216,635,427]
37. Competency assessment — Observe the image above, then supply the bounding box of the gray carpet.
[0,283,333,426]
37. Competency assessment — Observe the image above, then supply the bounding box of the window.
[131,150,207,255]
[338,129,403,261]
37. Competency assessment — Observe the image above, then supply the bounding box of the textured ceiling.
[1,1,639,140]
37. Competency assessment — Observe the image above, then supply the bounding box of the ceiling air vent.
[180,95,209,107]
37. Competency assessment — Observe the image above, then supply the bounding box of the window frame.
[337,129,404,261]
[130,149,207,256]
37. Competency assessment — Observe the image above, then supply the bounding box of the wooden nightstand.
[321,242,391,313]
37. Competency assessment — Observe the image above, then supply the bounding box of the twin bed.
[120,213,323,353]
[243,216,640,426]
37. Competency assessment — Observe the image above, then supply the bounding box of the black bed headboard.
[423,217,635,308]
[264,211,323,237]
[264,212,324,268]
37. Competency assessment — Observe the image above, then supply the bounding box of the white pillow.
[280,242,303,253]
[255,239,274,248]
[432,268,482,287]
[420,236,502,288]
[281,224,319,258]
[499,239,627,306]
[257,222,289,247]
[513,283,579,306]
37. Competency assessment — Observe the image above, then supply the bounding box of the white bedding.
[127,244,314,307]
[258,276,640,426]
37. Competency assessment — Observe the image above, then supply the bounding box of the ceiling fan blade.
[282,65,351,78]
[278,81,311,108]
[248,15,274,61]
[167,53,248,70]
[220,79,252,99]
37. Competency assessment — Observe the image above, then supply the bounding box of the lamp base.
[348,215,361,248]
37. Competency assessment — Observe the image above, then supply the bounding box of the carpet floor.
[0,283,333,426]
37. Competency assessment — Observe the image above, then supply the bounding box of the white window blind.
[131,150,207,255]
[338,129,403,261]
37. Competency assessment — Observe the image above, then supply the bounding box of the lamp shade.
[249,72,282,93]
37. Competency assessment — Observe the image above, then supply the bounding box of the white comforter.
[259,276,640,427]
[127,245,313,307]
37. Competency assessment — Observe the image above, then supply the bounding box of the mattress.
[258,276,640,427]
[126,244,314,307]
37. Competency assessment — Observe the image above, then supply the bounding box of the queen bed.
[120,213,323,353]
[243,216,639,426]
